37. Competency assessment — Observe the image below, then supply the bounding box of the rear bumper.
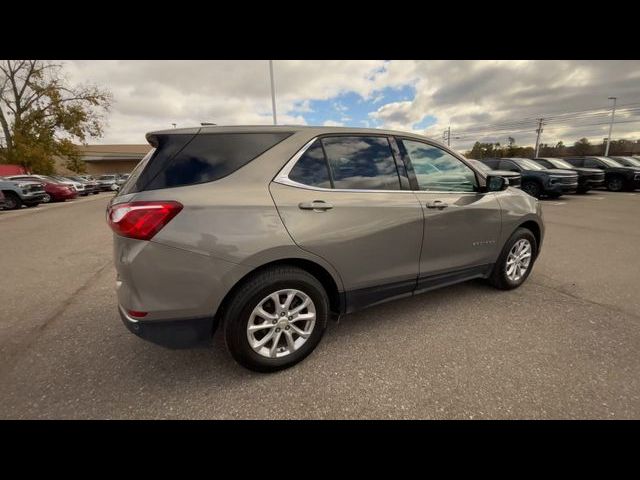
[119,306,216,349]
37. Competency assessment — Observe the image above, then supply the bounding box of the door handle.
[426,200,449,210]
[298,200,334,211]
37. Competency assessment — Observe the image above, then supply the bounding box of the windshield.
[514,158,545,170]
[614,157,640,167]
[597,157,623,167]
[468,159,491,172]
[99,175,115,180]
[547,158,573,169]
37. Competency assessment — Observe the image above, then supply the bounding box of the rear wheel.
[41,193,52,203]
[521,181,541,198]
[488,227,538,290]
[223,266,329,372]
[2,192,22,210]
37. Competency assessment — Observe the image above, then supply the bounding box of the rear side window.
[123,132,291,193]
[288,140,332,188]
[322,136,401,190]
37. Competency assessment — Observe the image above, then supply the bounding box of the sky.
[63,60,640,152]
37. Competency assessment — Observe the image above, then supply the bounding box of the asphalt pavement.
[0,191,639,419]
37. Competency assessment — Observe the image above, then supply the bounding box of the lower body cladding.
[114,237,252,349]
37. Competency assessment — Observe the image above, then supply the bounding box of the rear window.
[121,132,292,194]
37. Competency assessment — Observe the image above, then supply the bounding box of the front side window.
[288,140,332,188]
[401,140,476,192]
[499,160,520,172]
[584,158,602,168]
[322,136,401,190]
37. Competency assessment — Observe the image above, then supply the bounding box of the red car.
[7,175,78,202]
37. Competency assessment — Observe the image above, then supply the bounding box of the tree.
[573,137,591,156]
[0,60,111,173]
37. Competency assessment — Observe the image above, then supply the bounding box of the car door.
[269,135,424,309]
[396,138,502,287]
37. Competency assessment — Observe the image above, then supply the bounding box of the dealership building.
[55,144,152,176]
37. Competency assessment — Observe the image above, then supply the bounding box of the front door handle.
[426,200,449,210]
[298,200,334,211]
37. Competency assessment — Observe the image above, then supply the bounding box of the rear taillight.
[107,201,183,241]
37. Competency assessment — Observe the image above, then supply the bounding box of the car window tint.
[141,132,292,191]
[288,140,331,188]
[321,136,401,190]
[401,140,476,192]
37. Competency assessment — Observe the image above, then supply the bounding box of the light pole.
[604,96,617,156]
[534,118,544,158]
[269,60,277,125]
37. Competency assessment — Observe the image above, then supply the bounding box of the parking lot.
[1,190,639,419]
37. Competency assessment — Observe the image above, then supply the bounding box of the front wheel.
[2,192,22,210]
[41,193,52,203]
[223,266,329,372]
[522,181,541,199]
[488,228,538,290]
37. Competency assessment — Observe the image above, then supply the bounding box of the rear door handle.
[426,200,449,209]
[298,200,334,211]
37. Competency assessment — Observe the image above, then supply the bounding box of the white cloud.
[59,60,640,149]
[323,120,344,127]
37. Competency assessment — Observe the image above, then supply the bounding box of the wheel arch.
[216,257,344,325]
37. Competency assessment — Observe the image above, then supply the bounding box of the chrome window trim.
[273,136,484,195]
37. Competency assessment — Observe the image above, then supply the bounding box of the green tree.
[0,60,112,173]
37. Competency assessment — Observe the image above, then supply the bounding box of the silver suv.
[108,126,544,372]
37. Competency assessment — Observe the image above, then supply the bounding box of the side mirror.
[486,175,508,192]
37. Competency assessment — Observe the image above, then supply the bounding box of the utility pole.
[534,118,544,158]
[269,60,277,125]
[604,96,617,156]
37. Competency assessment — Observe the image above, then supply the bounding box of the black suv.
[533,157,605,194]
[564,156,640,192]
[480,157,578,199]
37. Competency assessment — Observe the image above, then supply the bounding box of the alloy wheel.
[505,239,532,282]
[246,289,316,359]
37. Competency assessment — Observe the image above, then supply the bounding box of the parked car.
[108,126,544,372]
[97,174,120,191]
[0,176,47,209]
[563,156,640,192]
[116,173,130,186]
[0,190,5,209]
[7,175,78,203]
[65,175,100,195]
[533,157,605,193]
[479,157,578,198]
[609,156,640,168]
[49,175,86,195]
[467,159,522,188]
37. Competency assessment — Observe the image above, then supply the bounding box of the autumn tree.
[573,137,591,156]
[0,60,112,173]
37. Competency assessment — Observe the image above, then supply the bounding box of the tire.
[41,193,51,203]
[223,266,329,372]
[606,176,624,192]
[521,181,541,199]
[2,192,22,210]
[488,227,538,290]
[547,192,562,199]
[25,203,39,208]
[577,187,590,194]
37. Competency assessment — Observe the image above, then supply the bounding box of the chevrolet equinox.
[108,126,544,372]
